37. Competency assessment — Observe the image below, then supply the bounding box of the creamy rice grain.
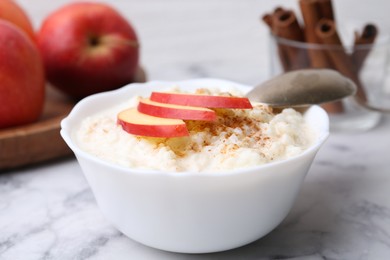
[75,89,316,172]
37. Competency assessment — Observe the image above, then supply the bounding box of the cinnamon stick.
[352,24,378,72]
[262,13,273,28]
[299,0,333,68]
[261,7,285,34]
[317,0,335,20]
[272,10,305,45]
[271,10,309,70]
[315,19,367,102]
[299,0,343,113]
[262,7,290,71]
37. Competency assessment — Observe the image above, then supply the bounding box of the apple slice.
[137,98,216,121]
[150,92,253,109]
[117,108,189,137]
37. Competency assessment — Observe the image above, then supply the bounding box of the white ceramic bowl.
[61,78,329,253]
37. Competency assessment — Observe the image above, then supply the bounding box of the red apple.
[117,108,189,138]
[0,0,36,41]
[37,2,139,99]
[150,92,253,109]
[0,20,45,128]
[138,98,216,121]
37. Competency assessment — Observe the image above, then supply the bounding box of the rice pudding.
[75,87,316,172]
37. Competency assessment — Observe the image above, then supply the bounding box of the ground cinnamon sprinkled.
[76,88,315,172]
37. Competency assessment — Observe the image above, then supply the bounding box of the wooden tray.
[0,68,146,171]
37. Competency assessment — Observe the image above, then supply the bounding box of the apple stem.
[89,36,100,47]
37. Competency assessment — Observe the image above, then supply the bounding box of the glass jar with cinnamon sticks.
[263,0,390,132]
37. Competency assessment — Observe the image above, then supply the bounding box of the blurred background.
[18,0,390,85]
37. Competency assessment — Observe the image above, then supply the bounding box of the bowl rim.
[61,78,330,177]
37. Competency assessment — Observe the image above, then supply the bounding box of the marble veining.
[2,0,390,259]
[1,122,390,260]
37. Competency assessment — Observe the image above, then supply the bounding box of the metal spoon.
[246,69,357,107]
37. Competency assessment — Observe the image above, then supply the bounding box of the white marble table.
[2,0,390,259]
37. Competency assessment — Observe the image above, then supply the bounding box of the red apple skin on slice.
[117,108,189,138]
[137,98,216,121]
[150,92,253,109]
